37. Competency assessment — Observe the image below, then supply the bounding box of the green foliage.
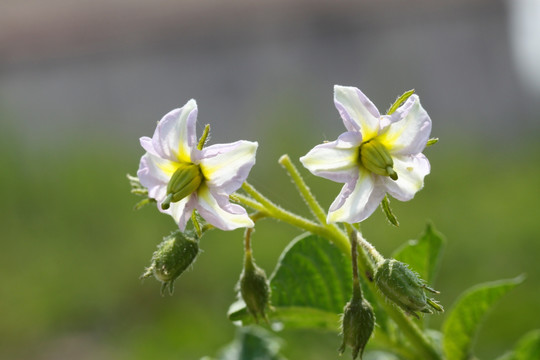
[442,275,525,360]
[206,326,286,360]
[496,329,540,360]
[392,223,445,285]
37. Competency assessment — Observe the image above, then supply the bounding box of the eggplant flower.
[137,99,258,231]
[300,86,431,224]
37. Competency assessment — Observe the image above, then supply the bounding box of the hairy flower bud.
[374,259,443,318]
[359,139,398,180]
[239,253,270,323]
[162,164,203,210]
[141,230,199,295]
[339,297,375,359]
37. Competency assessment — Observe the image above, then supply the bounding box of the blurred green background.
[1,1,539,359]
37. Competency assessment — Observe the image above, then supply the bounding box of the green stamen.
[161,164,203,210]
[359,139,398,180]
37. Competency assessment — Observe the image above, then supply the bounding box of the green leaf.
[392,222,445,284]
[442,275,525,360]
[270,233,352,313]
[513,330,540,360]
[495,329,540,360]
[206,325,286,360]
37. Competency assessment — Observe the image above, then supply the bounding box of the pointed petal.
[378,95,432,155]
[137,153,176,201]
[140,136,161,157]
[151,99,198,163]
[300,131,362,183]
[166,195,196,231]
[334,85,380,138]
[327,168,385,223]
[196,185,254,230]
[382,154,430,201]
[199,140,258,194]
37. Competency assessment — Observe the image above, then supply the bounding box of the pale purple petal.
[137,153,175,202]
[378,95,432,156]
[196,185,254,230]
[140,136,161,157]
[327,168,386,223]
[334,85,381,138]
[151,99,198,163]
[381,153,430,201]
[199,140,258,194]
[300,131,362,183]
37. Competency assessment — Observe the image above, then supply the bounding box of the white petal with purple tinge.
[334,85,380,138]
[200,140,258,194]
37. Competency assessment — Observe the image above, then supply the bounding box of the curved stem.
[237,183,346,251]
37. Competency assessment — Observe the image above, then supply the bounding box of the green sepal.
[197,124,210,150]
[387,89,415,115]
[127,173,156,209]
[426,138,439,147]
[380,195,399,227]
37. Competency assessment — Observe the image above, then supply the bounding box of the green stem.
[278,154,328,225]
[238,183,348,252]
[349,231,362,301]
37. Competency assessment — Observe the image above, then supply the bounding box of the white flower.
[137,99,258,231]
[300,86,432,224]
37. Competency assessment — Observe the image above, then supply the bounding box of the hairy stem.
[278,154,328,225]
[237,183,347,251]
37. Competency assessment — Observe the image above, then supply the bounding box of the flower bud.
[374,259,443,318]
[239,253,271,323]
[359,139,398,180]
[162,164,203,210]
[141,230,199,295]
[339,297,375,359]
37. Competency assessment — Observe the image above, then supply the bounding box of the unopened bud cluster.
[375,259,443,318]
[339,296,375,359]
[141,230,199,295]
[239,252,271,323]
